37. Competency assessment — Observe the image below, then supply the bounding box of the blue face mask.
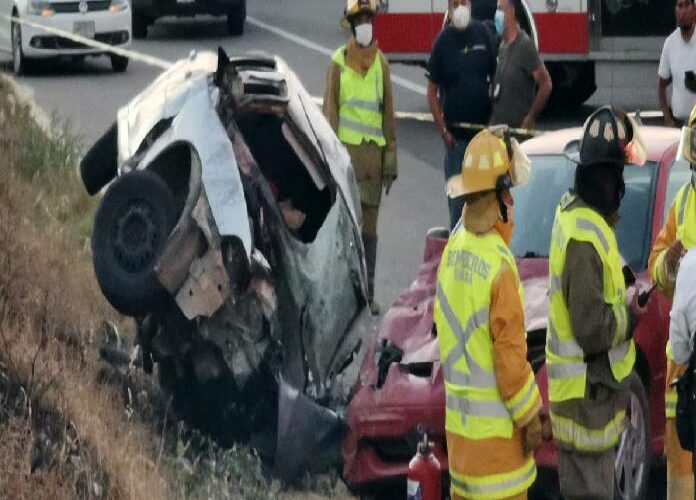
[494,9,505,36]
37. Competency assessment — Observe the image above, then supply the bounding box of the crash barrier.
[2,13,662,138]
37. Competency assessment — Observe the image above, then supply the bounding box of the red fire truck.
[374,0,673,107]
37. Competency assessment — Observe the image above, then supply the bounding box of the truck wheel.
[545,61,596,111]
[92,170,177,317]
[226,1,246,36]
[110,54,129,73]
[132,12,149,39]
[614,372,650,500]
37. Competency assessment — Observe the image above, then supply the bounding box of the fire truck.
[374,0,674,108]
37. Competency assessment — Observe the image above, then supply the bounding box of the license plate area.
[73,21,95,39]
[176,0,195,5]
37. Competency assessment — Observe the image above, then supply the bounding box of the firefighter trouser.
[361,204,379,237]
[558,448,614,500]
[666,418,694,500]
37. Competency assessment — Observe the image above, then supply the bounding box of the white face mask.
[451,5,471,30]
[354,23,373,47]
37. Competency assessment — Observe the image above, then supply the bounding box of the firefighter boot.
[362,233,380,315]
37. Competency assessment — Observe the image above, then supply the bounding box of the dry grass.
[0,77,355,500]
[0,77,170,500]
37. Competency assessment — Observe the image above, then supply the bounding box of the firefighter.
[546,106,647,500]
[648,104,696,499]
[323,0,397,315]
[434,128,543,500]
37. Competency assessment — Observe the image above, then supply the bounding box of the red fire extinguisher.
[407,433,441,500]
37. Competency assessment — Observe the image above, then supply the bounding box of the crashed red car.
[343,125,691,499]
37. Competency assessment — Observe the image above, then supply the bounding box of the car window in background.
[511,155,658,271]
[664,160,692,224]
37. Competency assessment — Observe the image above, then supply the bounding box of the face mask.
[494,9,505,36]
[451,5,471,30]
[354,23,373,47]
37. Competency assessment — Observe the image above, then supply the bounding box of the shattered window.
[236,113,333,243]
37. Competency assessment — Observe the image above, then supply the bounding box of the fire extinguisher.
[407,433,441,500]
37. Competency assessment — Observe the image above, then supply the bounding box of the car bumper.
[134,0,242,17]
[21,10,131,57]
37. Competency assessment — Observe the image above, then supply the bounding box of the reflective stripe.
[551,410,626,451]
[340,98,381,112]
[576,218,610,254]
[338,116,385,139]
[508,374,539,420]
[547,361,586,380]
[547,324,584,358]
[450,459,536,498]
[549,275,562,296]
[436,286,496,387]
[497,245,510,258]
[666,390,677,418]
[677,185,690,227]
[446,393,509,419]
[607,340,631,366]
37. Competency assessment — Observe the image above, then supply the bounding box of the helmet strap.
[495,174,513,224]
[497,190,509,223]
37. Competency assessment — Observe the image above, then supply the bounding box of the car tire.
[110,54,129,73]
[132,12,148,39]
[614,372,650,500]
[11,18,29,76]
[226,1,246,36]
[92,170,177,317]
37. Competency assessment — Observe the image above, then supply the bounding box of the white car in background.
[0,0,131,74]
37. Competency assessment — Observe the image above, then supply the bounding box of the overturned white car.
[80,49,369,478]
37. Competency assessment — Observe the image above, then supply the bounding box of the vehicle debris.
[81,47,370,481]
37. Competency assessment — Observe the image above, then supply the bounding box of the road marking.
[246,16,427,96]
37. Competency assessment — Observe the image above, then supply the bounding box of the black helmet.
[569,106,646,166]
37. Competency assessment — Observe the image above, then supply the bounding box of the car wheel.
[226,1,246,36]
[11,18,28,76]
[92,170,177,317]
[132,11,148,39]
[110,54,129,72]
[614,372,650,500]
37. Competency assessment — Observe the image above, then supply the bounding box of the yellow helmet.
[343,0,378,25]
[447,128,530,198]
[677,103,696,165]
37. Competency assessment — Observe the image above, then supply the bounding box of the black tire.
[545,61,596,112]
[614,372,650,500]
[11,17,29,76]
[226,1,246,36]
[92,170,177,317]
[132,11,149,39]
[110,54,129,73]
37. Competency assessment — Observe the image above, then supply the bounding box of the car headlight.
[109,0,128,13]
[27,1,55,17]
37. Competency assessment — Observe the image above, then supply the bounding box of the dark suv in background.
[131,0,245,38]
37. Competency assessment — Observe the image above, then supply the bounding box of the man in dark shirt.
[490,0,552,130]
[427,0,497,229]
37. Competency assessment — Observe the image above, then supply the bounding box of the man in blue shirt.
[427,0,497,229]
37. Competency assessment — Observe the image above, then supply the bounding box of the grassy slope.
[0,77,353,500]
